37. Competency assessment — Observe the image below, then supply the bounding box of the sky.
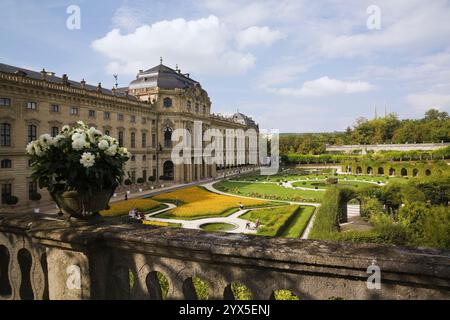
[1,0,450,132]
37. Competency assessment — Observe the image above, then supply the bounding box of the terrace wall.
[0,213,449,300]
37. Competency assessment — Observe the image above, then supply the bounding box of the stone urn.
[51,188,114,219]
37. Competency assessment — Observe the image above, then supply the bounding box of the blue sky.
[1,0,450,132]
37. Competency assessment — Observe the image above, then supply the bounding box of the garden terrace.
[0,213,449,300]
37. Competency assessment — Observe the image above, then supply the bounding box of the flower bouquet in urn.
[26,121,130,219]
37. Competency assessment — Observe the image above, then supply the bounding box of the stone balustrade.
[326,143,450,154]
[0,213,449,300]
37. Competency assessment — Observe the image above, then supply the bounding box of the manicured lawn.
[100,198,161,217]
[151,186,270,218]
[241,205,300,237]
[292,179,382,189]
[200,222,237,232]
[279,206,316,238]
[214,181,324,202]
[142,220,181,228]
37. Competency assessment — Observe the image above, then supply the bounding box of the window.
[118,113,124,121]
[152,120,156,125]
[141,117,147,124]
[51,127,59,137]
[89,110,96,118]
[130,132,136,148]
[70,107,78,115]
[152,168,157,179]
[164,127,172,148]
[142,132,147,148]
[0,123,11,147]
[28,181,38,200]
[131,155,136,162]
[27,125,37,143]
[142,155,147,161]
[163,97,172,108]
[187,100,191,111]
[195,103,199,113]
[1,183,12,204]
[151,133,156,147]
[104,130,110,136]
[1,159,12,168]
[142,170,147,182]
[50,104,59,112]
[104,111,110,120]
[0,98,11,107]
[118,131,124,147]
[152,155,156,161]
[27,101,37,110]
[131,170,136,183]
[203,105,206,114]
[130,115,136,123]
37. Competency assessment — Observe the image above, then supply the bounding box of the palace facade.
[0,62,258,209]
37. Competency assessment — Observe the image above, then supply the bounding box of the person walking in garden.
[239,202,244,210]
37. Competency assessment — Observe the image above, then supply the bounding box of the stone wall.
[0,213,449,300]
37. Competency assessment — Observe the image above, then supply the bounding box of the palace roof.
[128,64,199,90]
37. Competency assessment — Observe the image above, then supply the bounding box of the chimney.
[97,82,102,92]
[80,79,86,89]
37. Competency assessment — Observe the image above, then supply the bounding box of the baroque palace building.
[0,62,258,210]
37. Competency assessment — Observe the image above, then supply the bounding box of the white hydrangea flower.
[39,134,53,148]
[76,120,86,127]
[98,139,109,150]
[72,137,87,151]
[80,152,95,168]
[26,142,35,155]
[88,127,102,142]
[33,143,44,156]
[105,145,117,156]
[53,134,65,146]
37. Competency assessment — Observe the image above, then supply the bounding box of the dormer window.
[163,97,172,108]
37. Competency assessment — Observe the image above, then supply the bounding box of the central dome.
[128,64,199,90]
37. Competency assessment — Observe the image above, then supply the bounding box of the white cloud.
[92,15,257,76]
[111,6,144,32]
[268,76,375,97]
[236,26,285,49]
[318,1,450,59]
[406,93,450,112]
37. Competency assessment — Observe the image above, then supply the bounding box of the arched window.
[0,123,11,146]
[163,161,174,180]
[186,100,191,111]
[163,98,172,108]
[1,159,12,168]
[27,125,37,143]
[195,103,199,113]
[141,132,147,148]
[164,127,172,148]
[130,132,136,148]
[118,131,124,147]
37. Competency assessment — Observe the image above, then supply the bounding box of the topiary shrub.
[148,176,156,182]
[124,179,132,186]
[136,177,144,184]
[29,192,42,201]
[5,195,18,205]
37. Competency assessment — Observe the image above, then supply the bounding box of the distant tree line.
[280,109,450,155]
